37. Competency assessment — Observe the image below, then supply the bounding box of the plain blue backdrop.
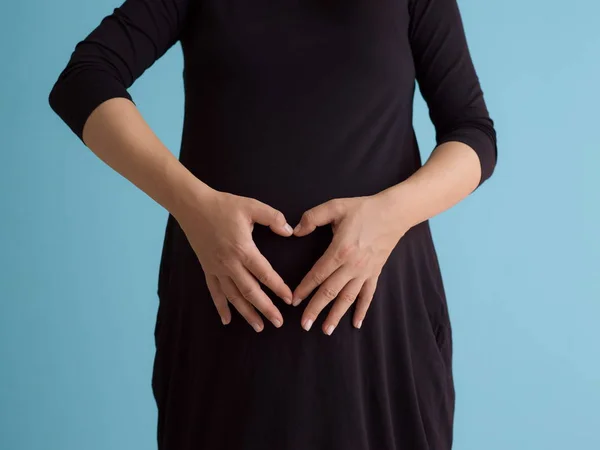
[1,0,598,449]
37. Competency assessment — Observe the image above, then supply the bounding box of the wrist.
[376,181,421,232]
[166,165,216,225]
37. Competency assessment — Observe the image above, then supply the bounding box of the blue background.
[1,0,598,449]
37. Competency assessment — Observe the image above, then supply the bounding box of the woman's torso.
[165,0,427,286]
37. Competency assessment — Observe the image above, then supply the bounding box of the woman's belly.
[171,152,420,297]
[173,65,421,290]
[167,208,333,295]
[179,89,419,217]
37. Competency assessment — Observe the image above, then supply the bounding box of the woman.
[49,0,497,448]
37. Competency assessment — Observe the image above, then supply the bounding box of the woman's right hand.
[175,188,294,332]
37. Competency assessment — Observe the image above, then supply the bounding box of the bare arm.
[80,97,210,222]
[49,0,294,331]
[81,97,295,330]
[384,0,497,225]
[290,0,497,334]
[383,0,498,226]
[381,141,483,231]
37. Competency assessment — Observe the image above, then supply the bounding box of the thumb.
[248,200,294,237]
[294,199,342,237]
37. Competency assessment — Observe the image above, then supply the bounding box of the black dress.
[49,0,497,449]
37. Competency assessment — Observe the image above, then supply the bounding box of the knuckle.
[339,294,356,305]
[336,242,357,261]
[255,271,271,286]
[351,254,369,270]
[330,199,345,215]
[240,286,259,301]
[220,259,236,272]
[248,198,262,209]
[321,286,338,300]
[311,271,326,286]
[226,293,242,305]
[332,252,345,265]
[215,249,231,266]
[329,199,341,212]
[272,209,285,225]
[216,241,249,267]
[231,240,250,259]
[302,210,314,224]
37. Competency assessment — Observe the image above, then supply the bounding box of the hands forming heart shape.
[176,188,408,336]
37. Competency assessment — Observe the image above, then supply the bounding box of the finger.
[292,239,347,306]
[247,200,293,237]
[229,263,284,328]
[353,277,378,329]
[293,199,343,237]
[205,274,231,325]
[244,245,293,304]
[322,278,364,335]
[219,276,265,332]
[300,267,353,332]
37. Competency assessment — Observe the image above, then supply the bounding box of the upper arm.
[408,0,497,187]
[49,0,190,140]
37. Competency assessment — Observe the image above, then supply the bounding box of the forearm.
[380,141,482,231]
[81,97,213,220]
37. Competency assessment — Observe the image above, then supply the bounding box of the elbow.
[46,64,133,142]
[47,67,84,139]
[48,76,63,118]
[472,117,498,186]
[437,117,498,188]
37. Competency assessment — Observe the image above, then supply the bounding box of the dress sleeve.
[48,0,190,142]
[408,0,497,187]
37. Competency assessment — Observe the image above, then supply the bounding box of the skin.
[81,97,481,335]
[292,140,481,334]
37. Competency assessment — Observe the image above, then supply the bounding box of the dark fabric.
[49,1,497,449]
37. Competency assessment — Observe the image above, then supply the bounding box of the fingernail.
[293,223,302,233]
[302,318,313,331]
[324,324,335,335]
[222,316,229,325]
[292,296,303,307]
[284,223,293,234]
[283,296,292,305]
[252,323,263,332]
[273,318,282,328]
[356,320,363,329]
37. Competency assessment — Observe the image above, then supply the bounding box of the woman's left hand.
[292,191,410,334]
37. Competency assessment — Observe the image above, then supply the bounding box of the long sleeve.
[408,0,497,187]
[48,0,190,141]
